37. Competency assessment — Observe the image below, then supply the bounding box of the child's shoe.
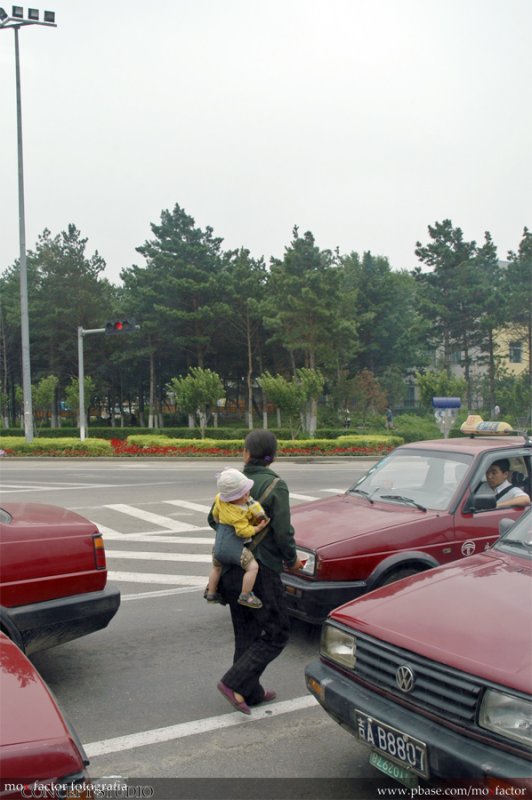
[237,591,263,609]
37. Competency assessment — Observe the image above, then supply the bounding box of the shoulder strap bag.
[247,477,280,552]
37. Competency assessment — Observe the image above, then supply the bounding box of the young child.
[205,467,269,608]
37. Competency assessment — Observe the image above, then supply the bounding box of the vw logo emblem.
[396,665,415,693]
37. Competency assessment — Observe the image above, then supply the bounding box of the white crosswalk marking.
[104,503,201,531]
[289,492,319,501]
[165,499,212,513]
[104,533,214,544]
[84,695,318,757]
[106,550,211,563]
[109,571,206,586]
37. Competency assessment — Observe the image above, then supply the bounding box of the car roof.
[400,436,528,457]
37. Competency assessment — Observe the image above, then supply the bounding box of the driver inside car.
[485,458,531,508]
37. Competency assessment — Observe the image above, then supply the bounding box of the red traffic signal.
[105,319,136,335]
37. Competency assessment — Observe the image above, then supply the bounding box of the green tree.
[64,376,96,428]
[296,367,324,436]
[414,220,477,381]
[33,375,59,429]
[258,372,305,438]
[168,367,225,438]
[415,370,467,410]
[266,228,357,376]
[505,227,532,376]
[217,248,268,428]
[343,252,428,375]
[351,369,387,424]
[124,204,226,426]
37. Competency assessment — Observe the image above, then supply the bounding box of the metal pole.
[78,327,86,441]
[14,26,34,442]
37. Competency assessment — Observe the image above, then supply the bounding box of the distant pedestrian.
[385,407,394,430]
[493,404,501,418]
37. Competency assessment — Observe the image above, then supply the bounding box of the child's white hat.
[217,468,254,502]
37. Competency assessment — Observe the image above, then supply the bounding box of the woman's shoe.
[217,681,251,715]
[262,690,277,702]
[204,586,222,603]
[238,592,263,609]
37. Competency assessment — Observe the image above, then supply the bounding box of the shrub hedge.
[0,436,112,456]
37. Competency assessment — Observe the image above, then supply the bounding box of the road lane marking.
[104,504,201,531]
[103,533,214,545]
[108,571,206,585]
[121,587,202,601]
[84,695,317,757]
[289,493,319,501]
[165,499,212,513]
[322,488,347,494]
[106,550,212,563]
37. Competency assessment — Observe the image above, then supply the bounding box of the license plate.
[355,710,429,779]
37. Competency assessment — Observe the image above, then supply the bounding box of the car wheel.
[379,567,421,586]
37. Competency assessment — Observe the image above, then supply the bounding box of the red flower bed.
[110,440,393,457]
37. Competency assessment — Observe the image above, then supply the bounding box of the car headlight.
[296,548,316,575]
[321,623,357,669]
[479,689,532,746]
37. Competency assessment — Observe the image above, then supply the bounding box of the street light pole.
[1,6,56,442]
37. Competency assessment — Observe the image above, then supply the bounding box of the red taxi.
[283,429,531,623]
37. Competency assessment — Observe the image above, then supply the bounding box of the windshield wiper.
[500,538,532,551]
[350,488,374,504]
[380,494,427,512]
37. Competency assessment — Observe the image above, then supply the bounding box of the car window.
[0,508,12,524]
[349,450,473,511]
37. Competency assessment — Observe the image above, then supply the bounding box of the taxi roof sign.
[460,415,514,436]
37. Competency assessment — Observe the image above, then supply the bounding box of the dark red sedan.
[0,503,120,653]
[0,631,91,797]
[283,433,531,623]
[305,508,532,790]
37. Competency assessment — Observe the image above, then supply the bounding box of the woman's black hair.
[244,430,278,466]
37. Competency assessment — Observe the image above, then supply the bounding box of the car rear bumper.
[281,573,367,624]
[5,584,121,654]
[305,658,531,787]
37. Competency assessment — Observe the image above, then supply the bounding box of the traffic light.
[105,319,136,335]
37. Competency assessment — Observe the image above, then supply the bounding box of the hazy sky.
[1,0,530,284]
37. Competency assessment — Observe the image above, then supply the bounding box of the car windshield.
[349,449,473,511]
[0,508,12,524]
[495,509,532,555]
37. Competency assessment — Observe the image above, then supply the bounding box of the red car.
[0,503,120,654]
[282,433,531,623]
[0,631,92,797]
[305,508,532,790]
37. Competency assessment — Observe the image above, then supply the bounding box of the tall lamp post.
[0,5,56,442]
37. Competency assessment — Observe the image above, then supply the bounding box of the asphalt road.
[0,457,406,798]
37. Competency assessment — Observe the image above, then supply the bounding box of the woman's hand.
[287,558,305,571]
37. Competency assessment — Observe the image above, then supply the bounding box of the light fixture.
[11,5,23,17]
[28,7,38,19]
[43,9,53,22]
[0,8,9,21]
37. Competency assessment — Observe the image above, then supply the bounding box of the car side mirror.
[498,517,515,537]
[473,484,497,511]
[464,483,496,513]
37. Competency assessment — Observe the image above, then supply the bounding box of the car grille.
[354,631,484,724]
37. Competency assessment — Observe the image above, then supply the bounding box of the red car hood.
[291,494,437,550]
[0,634,85,780]
[331,550,532,694]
